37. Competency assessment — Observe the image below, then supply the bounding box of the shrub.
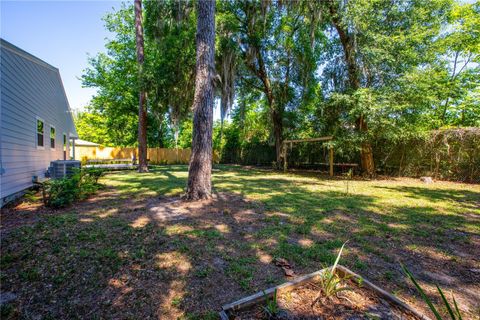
[42,168,106,208]
[83,167,107,183]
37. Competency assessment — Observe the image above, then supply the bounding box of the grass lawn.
[1,165,479,319]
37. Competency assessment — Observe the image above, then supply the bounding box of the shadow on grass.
[373,185,480,210]
[1,165,479,318]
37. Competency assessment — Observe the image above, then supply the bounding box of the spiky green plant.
[262,289,280,319]
[313,242,351,306]
[401,264,463,320]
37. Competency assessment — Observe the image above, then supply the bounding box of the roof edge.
[0,38,59,72]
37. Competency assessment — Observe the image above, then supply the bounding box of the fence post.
[329,146,334,177]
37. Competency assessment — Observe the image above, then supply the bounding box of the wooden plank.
[294,162,358,167]
[221,265,431,320]
[283,136,333,144]
[222,268,328,312]
[219,310,229,320]
[336,266,431,320]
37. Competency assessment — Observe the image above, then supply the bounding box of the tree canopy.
[79,0,479,172]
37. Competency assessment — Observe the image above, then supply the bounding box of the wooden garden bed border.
[219,265,431,320]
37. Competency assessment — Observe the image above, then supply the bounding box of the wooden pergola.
[282,136,334,176]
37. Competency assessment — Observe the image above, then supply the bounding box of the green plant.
[42,168,104,208]
[171,297,182,307]
[42,175,80,208]
[345,168,353,195]
[262,289,280,319]
[23,190,39,203]
[313,241,351,306]
[84,167,107,183]
[384,271,394,281]
[402,264,463,320]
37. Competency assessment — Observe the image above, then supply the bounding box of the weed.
[171,297,182,307]
[194,266,212,278]
[265,274,276,285]
[344,168,354,195]
[0,253,15,268]
[354,258,367,271]
[183,311,218,320]
[20,268,40,281]
[262,289,280,319]
[356,276,364,288]
[226,257,255,290]
[384,271,394,281]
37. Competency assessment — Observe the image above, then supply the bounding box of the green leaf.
[401,264,443,320]
[452,294,462,320]
[436,285,456,319]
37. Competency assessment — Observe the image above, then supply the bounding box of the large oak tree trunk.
[330,1,375,176]
[185,0,216,200]
[259,56,283,168]
[134,0,148,173]
[357,115,375,176]
[272,108,283,167]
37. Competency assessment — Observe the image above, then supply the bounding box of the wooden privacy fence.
[75,146,219,164]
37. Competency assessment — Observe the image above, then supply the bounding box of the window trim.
[50,125,56,150]
[63,132,67,160]
[36,117,45,150]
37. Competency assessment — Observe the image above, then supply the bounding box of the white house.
[0,39,78,206]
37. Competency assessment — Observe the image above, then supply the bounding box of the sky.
[1,0,122,112]
[1,0,223,120]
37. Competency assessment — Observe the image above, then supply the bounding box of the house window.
[63,133,67,160]
[36,119,44,147]
[50,126,55,149]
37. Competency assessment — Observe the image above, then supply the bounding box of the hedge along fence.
[75,146,220,165]
[375,127,480,183]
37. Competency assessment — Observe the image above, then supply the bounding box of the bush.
[42,168,106,208]
[83,167,107,183]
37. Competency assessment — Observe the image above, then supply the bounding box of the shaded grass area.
[1,165,479,319]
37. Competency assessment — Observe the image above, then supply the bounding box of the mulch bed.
[231,278,419,319]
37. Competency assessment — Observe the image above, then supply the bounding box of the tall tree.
[327,0,374,176]
[231,1,323,167]
[135,0,149,172]
[185,0,216,200]
[144,0,197,148]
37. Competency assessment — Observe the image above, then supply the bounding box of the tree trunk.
[272,108,283,167]
[357,116,374,176]
[330,2,374,176]
[134,0,148,173]
[185,0,216,200]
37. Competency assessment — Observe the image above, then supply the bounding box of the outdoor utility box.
[48,160,81,179]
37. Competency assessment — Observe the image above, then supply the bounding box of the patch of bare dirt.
[2,185,479,319]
